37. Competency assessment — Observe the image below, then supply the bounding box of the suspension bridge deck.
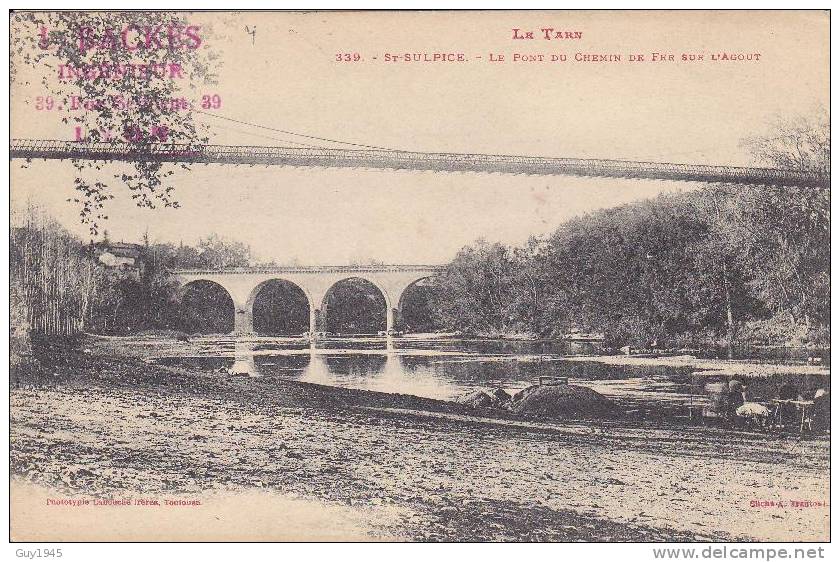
[9,139,829,188]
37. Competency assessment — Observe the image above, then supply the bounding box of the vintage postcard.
[7,9,830,546]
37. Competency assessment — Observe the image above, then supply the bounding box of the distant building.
[94,241,144,274]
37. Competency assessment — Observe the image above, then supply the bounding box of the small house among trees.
[94,241,144,275]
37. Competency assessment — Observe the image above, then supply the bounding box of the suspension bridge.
[9,138,829,188]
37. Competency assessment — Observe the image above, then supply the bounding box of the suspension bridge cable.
[195,110,403,152]
[208,122,330,149]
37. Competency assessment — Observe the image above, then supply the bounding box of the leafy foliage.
[741,110,829,174]
[10,11,219,234]
[427,182,828,347]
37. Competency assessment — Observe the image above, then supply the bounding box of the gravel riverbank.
[10,342,830,542]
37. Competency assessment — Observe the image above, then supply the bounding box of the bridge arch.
[247,278,313,335]
[171,265,444,337]
[320,276,392,335]
[178,279,237,334]
[395,276,439,333]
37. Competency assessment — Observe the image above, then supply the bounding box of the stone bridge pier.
[171,265,443,337]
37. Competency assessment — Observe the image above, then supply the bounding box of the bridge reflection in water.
[219,337,612,401]
[153,337,829,406]
[227,337,462,399]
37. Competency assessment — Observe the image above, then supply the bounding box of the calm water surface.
[148,337,830,409]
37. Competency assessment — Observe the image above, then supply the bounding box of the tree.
[511,237,549,334]
[429,240,523,334]
[10,204,101,337]
[741,109,829,174]
[714,184,829,333]
[398,278,443,333]
[196,233,251,269]
[686,187,761,354]
[734,110,830,335]
[10,11,219,234]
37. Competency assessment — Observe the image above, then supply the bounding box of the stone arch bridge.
[171,265,445,336]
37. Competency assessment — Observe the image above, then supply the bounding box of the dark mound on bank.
[508,384,620,419]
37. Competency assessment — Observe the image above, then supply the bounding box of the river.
[147,336,830,412]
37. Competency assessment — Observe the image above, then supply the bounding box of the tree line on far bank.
[421,182,829,348]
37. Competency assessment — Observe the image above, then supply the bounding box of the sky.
[10,10,829,265]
